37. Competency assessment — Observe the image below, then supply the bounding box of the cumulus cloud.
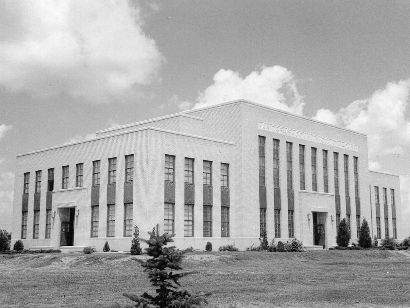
[0,0,163,103]
[0,124,12,140]
[185,66,304,114]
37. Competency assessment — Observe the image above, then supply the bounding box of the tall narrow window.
[203,161,212,185]
[259,136,266,186]
[299,145,305,190]
[106,204,115,237]
[356,215,360,238]
[311,147,317,191]
[184,158,194,184]
[45,209,52,239]
[124,203,133,237]
[35,170,41,193]
[92,160,100,186]
[21,211,28,239]
[288,210,294,238]
[391,189,397,239]
[108,158,117,184]
[23,172,30,194]
[47,168,54,191]
[346,214,351,230]
[273,139,280,189]
[164,203,175,234]
[286,142,293,191]
[203,205,212,237]
[62,165,69,189]
[33,210,40,239]
[260,208,266,237]
[164,155,175,181]
[375,186,381,239]
[323,150,328,193]
[385,218,389,238]
[376,217,381,239]
[392,218,397,239]
[383,187,389,238]
[354,157,359,198]
[274,209,281,238]
[184,204,194,237]
[221,207,230,237]
[259,136,266,237]
[76,163,83,187]
[344,155,350,196]
[125,155,134,182]
[91,205,99,238]
[336,214,340,230]
[334,153,339,194]
[221,163,229,187]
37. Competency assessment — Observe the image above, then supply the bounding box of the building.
[11,100,401,251]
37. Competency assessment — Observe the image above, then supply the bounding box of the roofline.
[17,126,234,158]
[96,113,203,135]
[369,170,400,177]
[183,99,367,137]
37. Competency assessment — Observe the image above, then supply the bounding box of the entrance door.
[60,208,75,246]
[313,212,326,246]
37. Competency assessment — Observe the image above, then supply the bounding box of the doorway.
[313,212,326,246]
[60,208,75,246]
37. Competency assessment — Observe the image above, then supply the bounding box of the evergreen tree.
[130,225,142,255]
[0,229,10,252]
[336,218,350,247]
[124,226,208,307]
[358,219,372,248]
[103,241,110,252]
[13,240,24,252]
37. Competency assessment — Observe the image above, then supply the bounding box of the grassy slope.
[1,250,410,307]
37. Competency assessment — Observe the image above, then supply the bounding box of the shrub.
[13,240,24,252]
[358,219,372,248]
[0,229,10,252]
[268,239,276,252]
[401,237,410,247]
[103,241,110,252]
[373,236,378,247]
[123,226,208,307]
[381,237,397,250]
[336,218,350,247]
[130,225,142,255]
[218,245,238,251]
[290,238,305,252]
[276,241,285,252]
[260,230,269,250]
[284,241,292,252]
[205,241,212,251]
[83,246,95,254]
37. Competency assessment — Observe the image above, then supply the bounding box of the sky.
[0,0,409,234]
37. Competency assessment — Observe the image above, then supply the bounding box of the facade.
[12,100,402,251]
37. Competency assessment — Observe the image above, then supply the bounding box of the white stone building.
[11,100,401,251]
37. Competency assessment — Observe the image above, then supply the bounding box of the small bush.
[183,247,194,253]
[103,241,110,252]
[336,218,350,247]
[401,237,410,247]
[284,241,292,252]
[247,244,262,251]
[83,246,95,254]
[276,241,285,252]
[13,240,24,252]
[205,242,212,251]
[268,239,276,252]
[260,230,269,250]
[218,244,238,251]
[358,219,372,248]
[373,236,379,247]
[0,230,10,252]
[381,237,397,250]
[290,238,305,252]
[130,225,142,255]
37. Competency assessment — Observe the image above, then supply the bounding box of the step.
[60,246,87,253]
[305,245,326,251]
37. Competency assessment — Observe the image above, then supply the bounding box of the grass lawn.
[1,250,410,307]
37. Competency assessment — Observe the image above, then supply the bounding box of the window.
[107,204,115,237]
[323,150,329,193]
[354,157,359,198]
[91,205,99,238]
[203,161,212,185]
[344,155,349,196]
[76,163,83,187]
[124,203,133,237]
[221,206,230,237]
[21,211,28,239]
[299,145,305,190]
[221,163,229,187]
[35,170,41,193]
[125,155,134,182]
[288,210,294,238]
[383,187,388,207]
[393,218,397,239]
[259,136,266,187]
[391,189,395,209]
[108,158,117,184]
[286,142,293,190]
[23,172,30,194]
[346,214,351,231]
[203,205,212,237]
[273,139,280,189]
[164,155,175,181]
[184,204,194,237]
[45,209,52,239]
[336,214,341,230]
[92,160,100,186]
[274,209,281,238]
[260,208,266,237]
[375,186,380,204]
[62,165,69,189]
[184,158,194,184]
[376,217,381,239]
[164,203,175,234]
[311,148,317,191]
[47,168,54,191]
[356,215,360,238]
[385,218,389,238]
[33,210,40,239]
[333,153,339,194]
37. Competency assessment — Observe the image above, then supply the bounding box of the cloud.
[0,124,12,140]
[0,0,163,103]
[0,172,15,231]
[187,66,304,114]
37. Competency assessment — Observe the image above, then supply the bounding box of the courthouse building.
[11,100,401,251]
